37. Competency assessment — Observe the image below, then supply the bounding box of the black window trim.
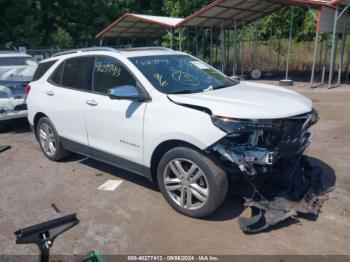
[47,54,151,101]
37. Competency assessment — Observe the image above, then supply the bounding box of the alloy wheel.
[163,159,209,210]
[39,123,57,157]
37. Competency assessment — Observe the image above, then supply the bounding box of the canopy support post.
[280,7,294,86]
[233,20,238,77]
[178,27,184,52]
[241,18,245,77]
[329,5,339,86]
[311,31,319,86]
[338,21,347,85]
[99,37,104,47]
[266,24,274,77]
[210,26,213,65]
[196,26,199,56]
[221,19,225,73]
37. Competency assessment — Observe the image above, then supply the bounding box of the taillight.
[25,85,31,96]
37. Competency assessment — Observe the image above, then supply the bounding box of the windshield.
[0,57,37,66]
[129,55,238,94]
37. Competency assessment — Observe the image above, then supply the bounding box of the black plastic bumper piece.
[238,164,328,234]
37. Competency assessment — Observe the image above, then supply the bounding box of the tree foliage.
[0,0,319,48]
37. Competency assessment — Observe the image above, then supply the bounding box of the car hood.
[168,81,313,119]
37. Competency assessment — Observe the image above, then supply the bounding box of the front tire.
[157,147,228,218]
[36,117,69,161]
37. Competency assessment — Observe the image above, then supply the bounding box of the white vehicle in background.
[0,52,38,121]
[27,47,325,233]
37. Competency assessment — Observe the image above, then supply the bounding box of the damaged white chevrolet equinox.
[27,47,327,233]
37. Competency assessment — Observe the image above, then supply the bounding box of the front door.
[84,55,146,174]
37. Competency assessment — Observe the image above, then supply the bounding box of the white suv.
[27,47,320,225]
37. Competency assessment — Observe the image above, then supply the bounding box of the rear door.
[84,55,146,172]
[44,56,94,147]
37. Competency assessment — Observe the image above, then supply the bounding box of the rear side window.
[32,60,57,81]
[61,56,94,91]
[49,62,64,85]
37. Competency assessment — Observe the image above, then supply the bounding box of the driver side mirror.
[108,85,148,101]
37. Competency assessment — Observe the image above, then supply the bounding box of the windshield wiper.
[213,84,230,90]
[168,90,194,94]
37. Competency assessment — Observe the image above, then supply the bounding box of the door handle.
[86,99,98,106]
[46,91,54,96]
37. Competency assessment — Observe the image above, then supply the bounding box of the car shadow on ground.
[65,153,336,225]
[0,118,31,134]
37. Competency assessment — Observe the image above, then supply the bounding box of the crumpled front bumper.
[237,158,328,234]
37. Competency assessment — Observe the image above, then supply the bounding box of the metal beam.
[310,31,319,86]
[285,7,294,80]
[329,5,339,85]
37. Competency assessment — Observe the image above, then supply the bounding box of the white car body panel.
[168,81,313,120]
[28,78,90,146]
[143,95,226,167]
[0,85,27,120]
[84,94,147,165]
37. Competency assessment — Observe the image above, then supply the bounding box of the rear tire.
[36,117,70,161]
[157,147,228,218]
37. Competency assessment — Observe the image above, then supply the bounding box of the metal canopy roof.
[329,0,350,6]
[96,0,330,39]
[96,13,184,39]
[178,0,329,28]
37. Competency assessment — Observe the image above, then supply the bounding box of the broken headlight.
[211,116,280,134]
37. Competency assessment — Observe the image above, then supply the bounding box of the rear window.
[32,60,57,81]
[0,57,36,66]
[60,56,94,91]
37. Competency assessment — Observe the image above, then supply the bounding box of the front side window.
[60,56,94,91]
[129,55,238,94]
[92,56,136,94]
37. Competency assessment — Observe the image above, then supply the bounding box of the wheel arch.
[33,112,48,137]
[149,139,204,183]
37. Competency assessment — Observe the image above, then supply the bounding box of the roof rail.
[52,47,118,57]
[119,46,173,52]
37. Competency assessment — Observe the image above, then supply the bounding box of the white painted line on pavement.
[98,180,123,191]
